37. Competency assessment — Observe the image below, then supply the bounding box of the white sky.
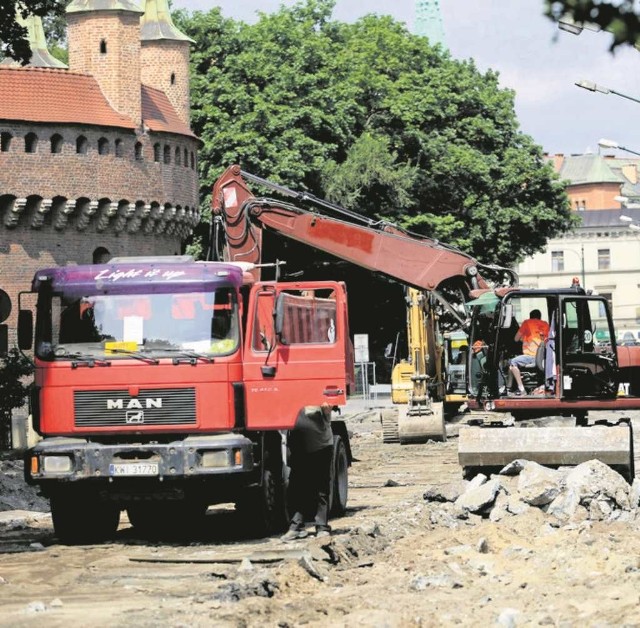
[171,0,640,157]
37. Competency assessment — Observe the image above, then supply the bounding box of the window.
[170,72,176,85]
[153,143,160,162]
[163,145,170,164]
[100,39,107,54]
[551,251,564,272]
[92,247,111,264]
[76,135,88,154]
[50,133,63,154]
[183,147,188,167]
[190,151,195,169]
[114,139,123,157]
[25,132,38,153]
[175,147,181,165]
[598,248,610,270]
[598,292,612,318]
[98,137,109,155]
[135,142,143,161]
[1,132,12,152]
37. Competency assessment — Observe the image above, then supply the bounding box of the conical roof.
[1,12,67,68]
[140,0,193,43]
[66,0,143,15]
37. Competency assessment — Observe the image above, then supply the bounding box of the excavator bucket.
[458,420,635,482]
[381,402,447,444]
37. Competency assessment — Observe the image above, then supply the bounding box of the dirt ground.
[2,404,640,627]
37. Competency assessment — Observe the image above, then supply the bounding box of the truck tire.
[329,435,348,517]
[50,489,120,545]
[236,460,288,537]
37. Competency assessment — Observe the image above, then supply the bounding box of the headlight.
[201,450,230,468]
[42,455,73,473]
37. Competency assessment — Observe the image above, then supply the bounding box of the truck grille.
[74,388,196,427]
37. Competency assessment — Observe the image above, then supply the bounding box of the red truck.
[18,257,352,543]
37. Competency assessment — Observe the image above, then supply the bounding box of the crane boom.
[211,165,516,320]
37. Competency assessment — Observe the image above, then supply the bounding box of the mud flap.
[398,402,446,444]
[458,420,635,482]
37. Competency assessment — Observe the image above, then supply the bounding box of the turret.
[1,12,67,68]
[140,0,193,126]
[66,0,144,125]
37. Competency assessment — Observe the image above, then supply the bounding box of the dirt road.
[2,405,640,627]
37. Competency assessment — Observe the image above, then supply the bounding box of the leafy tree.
[0,0,64,64]
[545,0,640,49]
[178,1,574,269]
[0,348,33,449]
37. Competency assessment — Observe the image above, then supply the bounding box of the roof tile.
[141,84,195,137]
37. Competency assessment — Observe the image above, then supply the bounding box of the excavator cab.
[461,287,634,481]
[467,289,619,403]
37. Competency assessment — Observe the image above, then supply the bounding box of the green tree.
[0,0,64,64]
[178,1,574,269]
[0,348,33,449]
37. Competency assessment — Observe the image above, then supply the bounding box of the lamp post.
[620,215,640,232]
[575,80,640,107]
[564,245,586,289]
[598,138,640,157]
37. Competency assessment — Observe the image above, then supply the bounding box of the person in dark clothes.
[281,404,334,542]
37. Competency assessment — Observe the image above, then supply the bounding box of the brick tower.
[140,0,194,126]
[67,0,144,125]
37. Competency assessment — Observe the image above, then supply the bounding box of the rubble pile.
[424,459,640,524]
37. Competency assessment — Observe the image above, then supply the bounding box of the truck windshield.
[35,288,239,361]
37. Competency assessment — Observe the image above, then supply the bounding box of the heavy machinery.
[212,165,640,480]
[212,165,516,445]
[16,256,353,543]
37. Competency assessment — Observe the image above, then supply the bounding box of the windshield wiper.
[59,352,112,368]
[157,348,215,364]
[105,348,160,364]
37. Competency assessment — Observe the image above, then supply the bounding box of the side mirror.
[18,310,33,351]
[501,303,513,329]
[274,293,287,345]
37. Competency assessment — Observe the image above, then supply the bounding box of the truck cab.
[20,256,352,543]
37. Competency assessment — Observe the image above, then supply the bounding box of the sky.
[171,0,640,157]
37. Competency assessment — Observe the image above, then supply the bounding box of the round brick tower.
[0,3,199,342]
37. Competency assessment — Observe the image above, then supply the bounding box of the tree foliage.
[545,0,640,49]
[0,348,33,449]
[177,0,575,269]
[0,0,64,64]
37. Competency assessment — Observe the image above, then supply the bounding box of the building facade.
[517,153,640,333]
[0,0,199,337]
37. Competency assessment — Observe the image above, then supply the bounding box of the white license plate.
[109,462,159,476]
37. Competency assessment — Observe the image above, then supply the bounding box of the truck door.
[243,281,349,430]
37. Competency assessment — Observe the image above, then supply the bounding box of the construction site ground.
[2,400,640,627]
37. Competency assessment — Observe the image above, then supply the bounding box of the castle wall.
[0,122,198,207]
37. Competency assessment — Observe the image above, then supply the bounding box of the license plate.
[109,462,159,476]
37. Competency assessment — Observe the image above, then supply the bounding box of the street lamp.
[575,80,640,106]
[558,17,601,35]
[598,138,640,158]
[620,215,640,231]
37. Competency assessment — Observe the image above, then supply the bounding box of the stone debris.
[424,459,640,524]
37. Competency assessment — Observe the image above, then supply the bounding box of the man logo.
[126,410,144,424]
[107,398,163,410]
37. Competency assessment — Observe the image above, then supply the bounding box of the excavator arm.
[211,165,516,326]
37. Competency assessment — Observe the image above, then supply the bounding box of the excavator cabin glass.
[468,291,618,400]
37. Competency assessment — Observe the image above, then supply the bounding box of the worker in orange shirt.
[508,309,549,396]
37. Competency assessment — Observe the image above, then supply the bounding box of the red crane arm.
[212,165,500,296]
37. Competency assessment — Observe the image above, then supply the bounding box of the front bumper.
[26,433,254,484]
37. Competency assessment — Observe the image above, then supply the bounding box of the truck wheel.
[329,435,348,517]
[51,490,120,545]
[236,462,288,537]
